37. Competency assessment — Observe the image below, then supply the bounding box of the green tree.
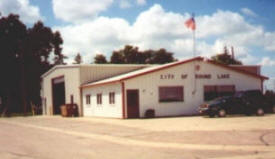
[149,48,175,64]
[110,51,124,64]
[73,53,82,64]
[141,50,153,64]
[53,54,67,65]
[211,46,242,65]
[109,45,175,64]
[0,14,26,116]
[122,45,139,63]
[25,21,64,110]
[94,54,107,64]
[0,14,64,116]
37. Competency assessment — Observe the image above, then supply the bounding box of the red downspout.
[121,82,126,119]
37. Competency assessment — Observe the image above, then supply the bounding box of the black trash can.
[145,109,155,118]
[71,104,79,117]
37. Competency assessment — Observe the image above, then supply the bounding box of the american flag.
[185,16,196,30]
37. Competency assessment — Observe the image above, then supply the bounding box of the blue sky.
[0,0,275,89]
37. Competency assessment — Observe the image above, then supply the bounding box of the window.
[159,86,184,102]
[86,94,91,105]
[97,93,102,105]
[109,92,115,104]
[204,85,235,101]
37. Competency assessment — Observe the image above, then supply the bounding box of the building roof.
[81,56,269,88]
[41,63,152,78]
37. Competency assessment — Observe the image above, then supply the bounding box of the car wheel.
[218,109,226,117]
[256,108,264,116]
[209,112,215,118]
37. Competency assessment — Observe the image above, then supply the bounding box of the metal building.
[81,57,268,118]
[41,64,150,116]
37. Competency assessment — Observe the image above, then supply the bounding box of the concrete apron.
[0,119,274,153]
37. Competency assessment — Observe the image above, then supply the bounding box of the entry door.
[127,89,140,118]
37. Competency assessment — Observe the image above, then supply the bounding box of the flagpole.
[185,13,197,95]
[192,13,196,95]
[193,25,196,57]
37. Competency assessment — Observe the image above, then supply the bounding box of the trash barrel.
[66,104,73,117]
[65,104,78,117]
[70,104,78,117]
[60,105,67,117]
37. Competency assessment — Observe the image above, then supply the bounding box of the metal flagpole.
[192,18,196,57]
[192,13,197,95]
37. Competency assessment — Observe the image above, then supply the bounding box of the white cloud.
[0,0,42,24]
[136,0,146,5]
[259,57,275,66]
[54,4,275,65]
[54,17,131,63]
[196,10,258,38]
[264,32,275,51]
[119,0,132,9]
[52,0,113,23]
[241,8,258,17]
[119,0,146,9]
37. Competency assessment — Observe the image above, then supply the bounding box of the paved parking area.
[0,115,275,159]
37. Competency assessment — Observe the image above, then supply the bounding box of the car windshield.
[234,92,243,98]
[234,90,263,98]
[207,97,229,105]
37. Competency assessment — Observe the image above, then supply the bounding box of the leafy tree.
[53,54,67,65]
[0,14,64,116]
[73,53,82,64]
[24,21,64,108]
[140,50,153,64]
[109,45,175,64]
[0,14,26,115]
[94,54,107,64]
[122,45,140,64]
[211,46,242,65]
[149,48,175,64]
[110,51,124,64]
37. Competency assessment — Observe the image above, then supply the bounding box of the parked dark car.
[199,90,272,117]
[264,91,275,113]
[236,90,275,114]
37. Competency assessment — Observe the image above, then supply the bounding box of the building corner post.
[121,82,126,119]
[79,86,83,117]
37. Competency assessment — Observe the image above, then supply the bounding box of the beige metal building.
[81,57,268,118]
[41,64,150,116]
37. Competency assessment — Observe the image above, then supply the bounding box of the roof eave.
[206,60,269,80]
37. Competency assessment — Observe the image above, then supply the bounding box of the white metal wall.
[41,64,149,116]
[124,61,262,118]
[82,82,123,118]
[42,67,81,115]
